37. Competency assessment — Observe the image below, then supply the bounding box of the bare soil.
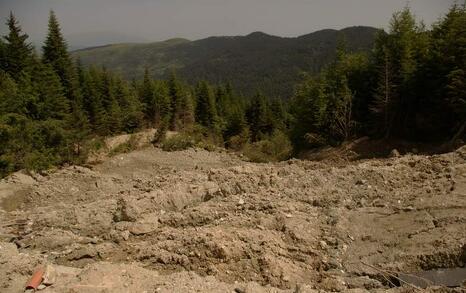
[0,143,465,293]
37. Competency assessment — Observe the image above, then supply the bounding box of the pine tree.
[378,7,425,137]
[426,4,466,140]
[140,67,155,125]
[371,46,396,137]
[2,12,33,79]
[180,90,195,127]
[0,70,19,115]
[115,77,143,132]
[30,58,69,120]
[246,93,274,141]
[82,66,105,130]
[317,45,355,143]
[167,71,183,130]
[289,77,327,149]
[66,101,90,158]
[195,81,218,127]
[0,39,6,71]
[153,81,172,126]
[42,10,80,102]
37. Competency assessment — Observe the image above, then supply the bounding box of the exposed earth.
[0,138,465,292]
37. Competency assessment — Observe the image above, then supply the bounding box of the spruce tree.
[0,70,19,115]
[153,81,172,126]
[2,12,33,80]
[426,4,466,140]
[195,81,218,127]
[42,10,80,102]
[115,77,143,132]
[0,39,6,71]
[371,46,396,137]
[30,59,69,120]
[167,71,182,130]
[246,93,274,141]
[141,67,155,124]
[180,90,195,127]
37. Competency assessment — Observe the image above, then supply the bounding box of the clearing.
[0,141,465,292]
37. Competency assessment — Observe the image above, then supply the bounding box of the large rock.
[114,197,141,222]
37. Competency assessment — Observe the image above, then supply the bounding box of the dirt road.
[0,145,465,292]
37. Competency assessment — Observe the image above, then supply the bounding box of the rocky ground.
[0,142,465,293]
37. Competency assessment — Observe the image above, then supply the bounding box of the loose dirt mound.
[1,145,465,292]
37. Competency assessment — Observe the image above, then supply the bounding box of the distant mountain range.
[73,26,380,98]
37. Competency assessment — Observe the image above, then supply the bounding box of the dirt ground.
[0,141,465,292]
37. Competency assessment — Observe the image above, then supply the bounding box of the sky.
[0,0,456,49]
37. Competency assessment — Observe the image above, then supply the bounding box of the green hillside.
[74,26,379,98]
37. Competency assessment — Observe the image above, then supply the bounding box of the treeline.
[290,5,465,150]
[0,11,289,176]
[0,5,465,177]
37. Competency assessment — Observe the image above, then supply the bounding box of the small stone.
[285,213,293,218]
[37,284,46,290]
[238,198,245,205]
[121,230,130,241]
[320,240,328,249]
[355,179,366,185]
[43,265,56,286]
[320,277,346,291]
[390,149,400,158]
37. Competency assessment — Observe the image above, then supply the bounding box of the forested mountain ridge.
[1,5,464,178]
[73,26,379,98]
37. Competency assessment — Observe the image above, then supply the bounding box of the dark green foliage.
[0,12,148,176]
[194,81,218,128]
[74,27,379,98]
[1,12,33,79]
[166,72,195,130]
[160,126,217,152]
[42,11,81,103]
[30,59,70,120]
[243,130,292,163]
[1,6,464,177]
[246,93,276,141]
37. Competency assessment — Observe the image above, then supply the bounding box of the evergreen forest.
[0,5,465,177]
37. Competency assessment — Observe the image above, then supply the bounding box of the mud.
[0,144,465,292]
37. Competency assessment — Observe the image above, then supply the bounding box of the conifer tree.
[30,59,69,120]
[153,81,172,126]
[246,93,274,141]
[195,81,218,127]
[42,10,80,102]
[2,12,33,79]
[180,90,195,127]
[141,67,156,125]
[371,46,396,137]
[427,4,466,140]
[115,77,143,132]
[167,71,183,130]
[0,70,19,115]
[0,39,6,71]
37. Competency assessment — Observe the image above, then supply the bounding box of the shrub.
[160,126,219,152]
[109,134,139,156]
[243,130,292,163]
[226,128,250,151]
[160,133,196,151]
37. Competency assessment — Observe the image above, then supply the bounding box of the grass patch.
[109,134,139,156]
[160,126,218,152]
[243,130,292,163]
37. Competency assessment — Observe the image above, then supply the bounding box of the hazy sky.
[0,0,456,47]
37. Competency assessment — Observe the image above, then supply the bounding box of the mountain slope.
[74,26,380,98]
